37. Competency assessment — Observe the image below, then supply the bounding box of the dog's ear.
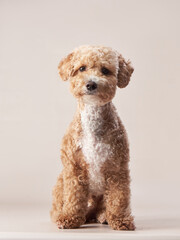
[58,52,74,81]
[117,54,134,88]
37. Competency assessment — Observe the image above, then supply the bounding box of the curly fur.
[50,45,135,230]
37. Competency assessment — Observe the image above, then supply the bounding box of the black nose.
[86,81,97,91]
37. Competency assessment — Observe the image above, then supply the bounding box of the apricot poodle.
[50,45,135,230]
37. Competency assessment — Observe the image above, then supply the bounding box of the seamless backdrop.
[0,0,180,216]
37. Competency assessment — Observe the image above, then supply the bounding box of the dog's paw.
[108,215,135,231]
[96,212,108,224]
[56,215,85,229]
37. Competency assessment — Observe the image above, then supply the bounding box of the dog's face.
[58,45,134,106]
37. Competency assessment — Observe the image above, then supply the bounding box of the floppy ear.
[117,54,134,88]
[58,52,74,81]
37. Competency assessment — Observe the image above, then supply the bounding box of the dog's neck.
[79,101,119,137]
[78,100,113,113]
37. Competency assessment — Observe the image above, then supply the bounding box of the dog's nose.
[86,81,97,91]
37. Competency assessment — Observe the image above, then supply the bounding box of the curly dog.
[50,45,135,230]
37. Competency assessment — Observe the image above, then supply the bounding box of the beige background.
[0,0,180,216]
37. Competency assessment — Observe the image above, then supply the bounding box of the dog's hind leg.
[50,172,64,223]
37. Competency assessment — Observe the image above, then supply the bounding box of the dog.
[50,45,135,230]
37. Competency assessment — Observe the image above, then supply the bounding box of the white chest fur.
[80,103,117,195]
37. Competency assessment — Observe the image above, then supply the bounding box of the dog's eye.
[101,67,110,75]
[79,66,86,72]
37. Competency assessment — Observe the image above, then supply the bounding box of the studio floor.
[0,203,180,240]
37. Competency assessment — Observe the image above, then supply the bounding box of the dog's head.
[58,45,134,106]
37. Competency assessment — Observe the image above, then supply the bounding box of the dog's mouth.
[84,89,97,95]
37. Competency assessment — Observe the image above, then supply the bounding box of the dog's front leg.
[105,167,135,230]
[56,169,88,229]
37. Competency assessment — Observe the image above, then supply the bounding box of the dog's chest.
[80,105,113,195]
